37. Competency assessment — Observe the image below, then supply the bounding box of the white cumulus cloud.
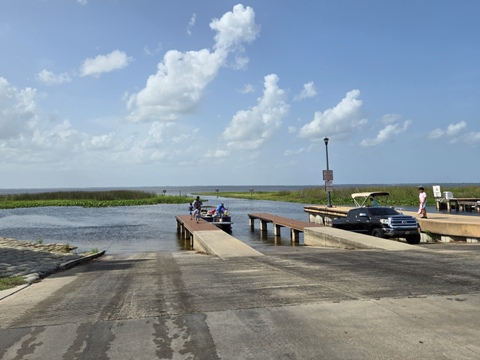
[36,69,72,85]
[187,13,197,35]
[360,114,411,147]
[221,74,289,150]
[294,81,317,101]
[446,121,467,136]
[0,77,38,139]
[299,89,367,140]
[428,121,468,140]
[239,84,255,94]
[79,50,133,77]
[465,131,480,144]
[210,4,259,52]
[127,4,260,123]
[429,120,480,145]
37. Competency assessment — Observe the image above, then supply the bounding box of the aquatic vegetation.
[0,190,191,209]
[196,185,480,206]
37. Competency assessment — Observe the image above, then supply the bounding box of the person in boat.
[370,197,379,207]
[215,203,226,217]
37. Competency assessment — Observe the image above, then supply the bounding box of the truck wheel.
[371,229,385,238]
[406,234,421,245]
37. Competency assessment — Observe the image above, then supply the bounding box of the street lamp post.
[324,137,332,207]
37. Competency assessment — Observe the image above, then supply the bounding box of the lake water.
[1,185,478,254]
[0,195,309,254]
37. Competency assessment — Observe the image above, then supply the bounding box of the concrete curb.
[58,250,106,272]
[0,250,106,302]
[23,250,106,284]
[304,227,427,251]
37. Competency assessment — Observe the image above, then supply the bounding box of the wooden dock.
[248,213,324,243]
[435,198,480,212]
[176,215,222,246]
[175,215,262,258]
[303,205,352,225]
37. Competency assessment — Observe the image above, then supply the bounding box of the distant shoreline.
[1,183,478,196]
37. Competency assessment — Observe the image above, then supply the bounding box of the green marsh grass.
[0,190,191,209]
[197,185,480,206]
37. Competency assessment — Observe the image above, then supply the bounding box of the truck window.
[350,209,361,218]
[368,208,400,216]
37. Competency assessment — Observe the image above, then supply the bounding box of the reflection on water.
[1,197,477,254]
[0,196,307,254]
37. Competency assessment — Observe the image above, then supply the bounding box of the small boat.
[351,191,390,207]
[200,205,233,233]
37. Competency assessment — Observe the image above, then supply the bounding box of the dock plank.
[175,215,262,258]
[248,213,324,231]
[176,215,223,232]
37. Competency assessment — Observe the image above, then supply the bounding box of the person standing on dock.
[418,187,427,218]
[188,203,194,219]
[193,196,203,214]
[192,207,200,223]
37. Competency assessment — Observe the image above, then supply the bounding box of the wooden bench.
[248,213,324,242]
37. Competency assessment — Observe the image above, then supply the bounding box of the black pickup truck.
[332,207,421,244]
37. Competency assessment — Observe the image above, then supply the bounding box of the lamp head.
[324,137,329,145]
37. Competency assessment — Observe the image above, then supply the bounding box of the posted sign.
[323,170,333,181]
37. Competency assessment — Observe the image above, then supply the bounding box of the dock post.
[260,220,268,232]
[249,217,255,230]
[291,229,300,243]
[274,224,281,236]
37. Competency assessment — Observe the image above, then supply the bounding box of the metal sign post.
[323,137,333,207]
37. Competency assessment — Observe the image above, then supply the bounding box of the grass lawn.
[0,276,26,291]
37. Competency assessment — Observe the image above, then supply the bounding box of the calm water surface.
[0,195,476,254]
[0,196,307,254]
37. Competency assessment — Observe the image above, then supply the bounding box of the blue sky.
[1,0,479,189]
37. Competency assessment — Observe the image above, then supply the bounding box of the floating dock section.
[248,213,324,243]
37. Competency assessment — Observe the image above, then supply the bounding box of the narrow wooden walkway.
[176,215,221,244]
[248,213,324,242]
[175,215,263,258]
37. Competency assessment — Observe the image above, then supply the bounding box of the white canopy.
[351,192,389,207]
